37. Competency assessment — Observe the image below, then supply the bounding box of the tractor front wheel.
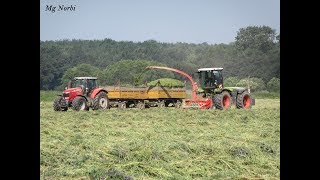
[53,96,68,111]
[72,96,88,111]
[53,96,62,111]
[214,91,232,110]
[92,92,109,110]
[236,91,252,109]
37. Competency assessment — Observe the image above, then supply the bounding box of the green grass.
[147,78,185,87]
[41,90,61,102]
[40,91,280,179]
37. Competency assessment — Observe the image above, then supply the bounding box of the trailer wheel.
[236,91,252,109]
[158,101,165,108]
[137,102,145,109]
[118,102,127,109]
[92,92,109,110]
[214,91,232,110]
[72,96,88,111]
[175,100,182,108]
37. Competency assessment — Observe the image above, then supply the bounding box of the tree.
[224,77,240,87]
[267,77,280,92]
[235,26,277,53]
[40,26,280,90]
[236,77,266,92]
[60,64,102,89]
[101,60,174,86]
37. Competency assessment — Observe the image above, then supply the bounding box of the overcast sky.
[40,0,280,44]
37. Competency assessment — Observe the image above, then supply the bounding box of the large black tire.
[92,92,109,110]
[53,96,62,111]
[214,91,232,110]
[53,96,68,111]
[72,96,88,111]
[236,91,252,109]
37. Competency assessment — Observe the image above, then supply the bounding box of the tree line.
[40,25,280,91]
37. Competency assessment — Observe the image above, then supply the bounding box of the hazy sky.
[40,0,280,44]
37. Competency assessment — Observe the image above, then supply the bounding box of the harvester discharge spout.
[146,66,212,109]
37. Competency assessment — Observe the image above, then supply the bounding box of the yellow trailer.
[105,85,186,108]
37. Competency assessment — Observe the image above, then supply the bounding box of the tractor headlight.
[63,92,70,97]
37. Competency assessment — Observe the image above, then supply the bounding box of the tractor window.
[87,80,98,90]
[93,80,98,87]
[73,79,86,88]
[198,71,212,87]
[213,71,223,86]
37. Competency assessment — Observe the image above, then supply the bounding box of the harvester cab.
[197,68,224,91]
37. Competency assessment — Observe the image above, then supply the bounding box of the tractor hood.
[63,87,82,94]
[62,87,83,100]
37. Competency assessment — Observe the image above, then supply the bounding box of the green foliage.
[60,64,102,89]
[40,90,61,102]
[224,77,240,87]
[40,93,280,179]
[101,60,174,86]
[267,77,280,92]
[236,77,266,92]
[252,91,280,99]
[235,26,276,53]
[40,26,280,90]
[147,78,185,87]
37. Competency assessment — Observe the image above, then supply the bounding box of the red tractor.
[53,77,109,111]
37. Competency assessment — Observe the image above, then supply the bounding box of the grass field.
[40,91,280,179]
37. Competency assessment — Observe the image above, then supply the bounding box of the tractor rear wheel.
[72,96,88,111]
[53,96,68,111]
[236,91,252,109]
[92,92,109,110]
[214,91,232,110]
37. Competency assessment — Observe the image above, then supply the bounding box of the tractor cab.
[197,68,224,90]
[69,77,98,95]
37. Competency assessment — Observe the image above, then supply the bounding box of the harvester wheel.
[92,92,109,110]
[236,91,252,109]
[214,91,232,110]
[72,96,88,111]
[53,96,62,111]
